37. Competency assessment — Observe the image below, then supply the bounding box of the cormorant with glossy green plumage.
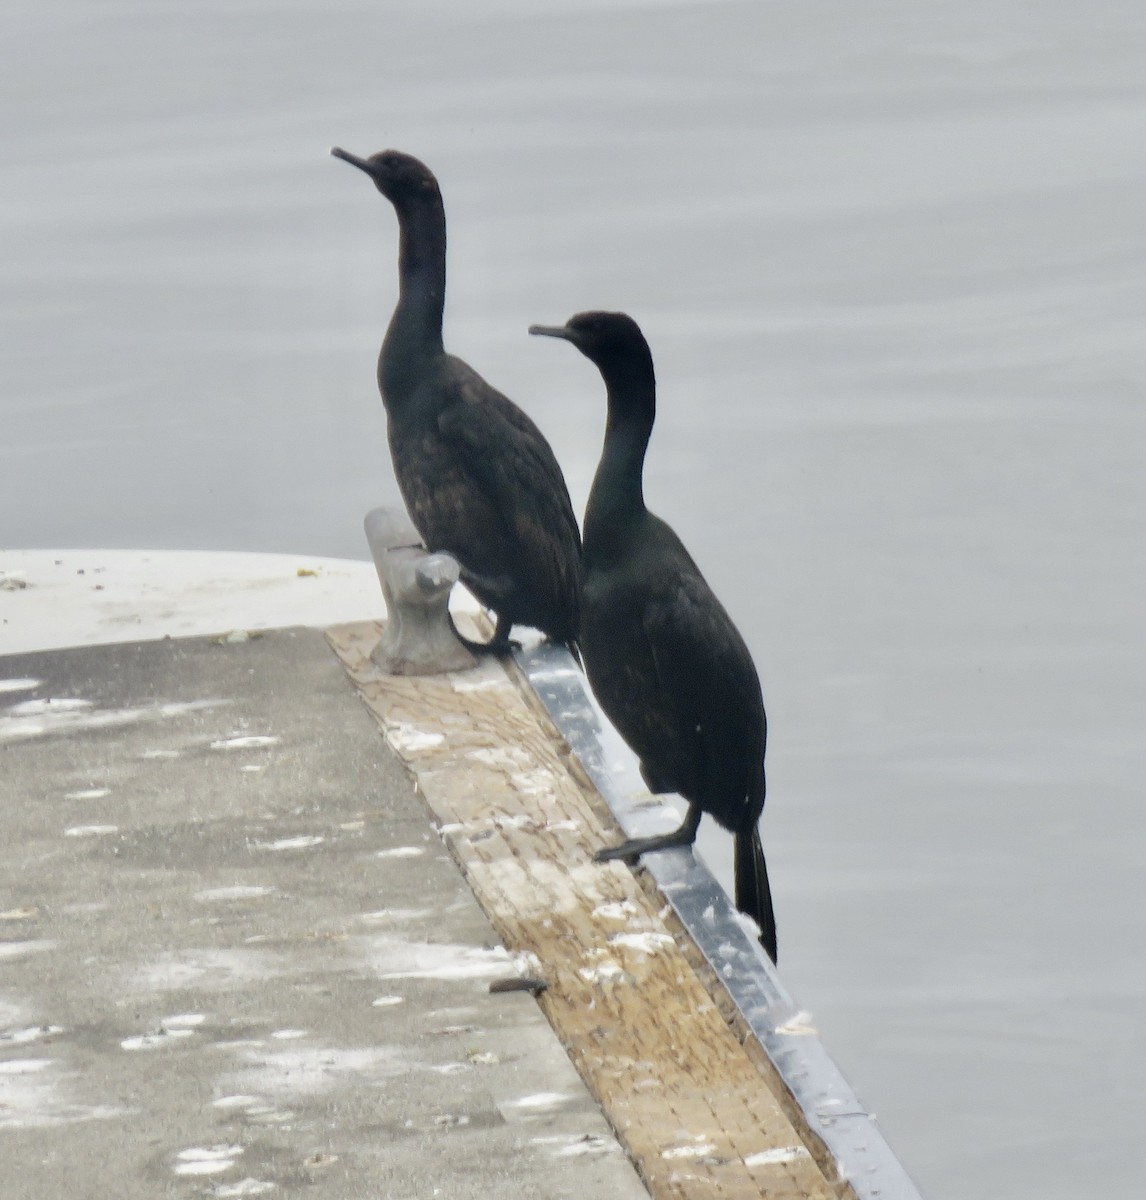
[530,311,777,962]
[332,147,581,657]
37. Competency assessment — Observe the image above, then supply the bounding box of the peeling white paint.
[164,1013,207,1028]
[744,1145,812,1167]
[480,857,613,921]
[607,932,675,954]
[64,824,118,837]
[63,787,111,801]
[591,901,641,921]
[385,723,444,752]
[270,1029,307,1040]
[577,961,627,985]
[372,995,404,1008]
[450,674,503,692]
[373,846,425,859]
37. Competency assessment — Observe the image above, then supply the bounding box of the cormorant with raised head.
[529,311,777,962]
[331,147,581,657]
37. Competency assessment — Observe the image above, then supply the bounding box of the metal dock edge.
[515,641,924,1200]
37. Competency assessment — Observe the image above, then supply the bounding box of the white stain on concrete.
[211,1094,264,1110]
[63,787,111,800]
[64,824,118,837]
[0,698,225,742]
[252,835,324,852]
[373,846,425,860]
[548,1134,619,1157]
[221,1044,410,1099]
[501,1092,575,1111]
[121,1027,196,1051]
[270,1029,307,1040]
[0,907,38,921]
[0,1057,123,1129]
[140,747,180,759]
[363,934,511,982]
[744,1145,812,1167]
[0,1058,54,1075]
[7,698,91,717]
[194,885,275,903]
[0,678,41,694]
[361,907,434,923]
[0,940,57,960]
[211,735,280,750]
[130,948,283,993]
[174,1144,244,1176]
[0,1025,63,1047]
[213,1180,275,1197]
[371,995,404,1008]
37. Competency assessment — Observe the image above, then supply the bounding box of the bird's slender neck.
[584,349,657,554]
[379,188,447,398]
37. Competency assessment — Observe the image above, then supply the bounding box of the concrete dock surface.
[0,629,649,1199]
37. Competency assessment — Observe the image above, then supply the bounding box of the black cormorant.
[530,311,777,962]
[331,147,581,656]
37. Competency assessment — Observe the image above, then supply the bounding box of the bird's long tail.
[734,825,777,964]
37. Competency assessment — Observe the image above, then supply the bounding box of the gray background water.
[3,2,1144,1195]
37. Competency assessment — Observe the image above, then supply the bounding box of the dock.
[1,550,922,1198]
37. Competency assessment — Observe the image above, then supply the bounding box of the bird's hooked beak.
[528,324,573,342]
[330,146,376,178]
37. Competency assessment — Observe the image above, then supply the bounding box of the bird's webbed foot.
[593,806,702,865]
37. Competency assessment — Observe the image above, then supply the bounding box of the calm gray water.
[3,2,1145,1195]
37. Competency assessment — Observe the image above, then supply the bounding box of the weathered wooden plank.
[327,621,839,1200]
